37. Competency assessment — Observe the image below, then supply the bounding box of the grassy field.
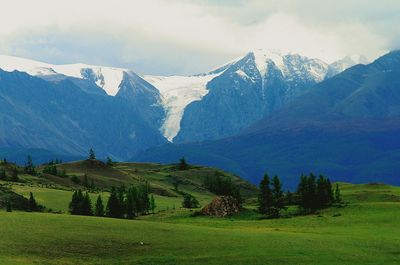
[1,161,400,264]
[0,181,400,264]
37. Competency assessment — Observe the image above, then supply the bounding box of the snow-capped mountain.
[0,51,362,148]
[326,54,369,78]
[0,54,127,96]
[174,50,332,142]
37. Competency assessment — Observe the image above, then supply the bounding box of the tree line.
[258,173,343,218]
[69,183,156,219]
[203,174,243,205]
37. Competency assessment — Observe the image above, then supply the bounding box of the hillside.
[0,182,399,264]
[0,159,257,213]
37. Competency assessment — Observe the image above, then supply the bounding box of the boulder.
[201,196,240,217]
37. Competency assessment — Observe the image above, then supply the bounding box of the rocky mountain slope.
[134,51,400,187]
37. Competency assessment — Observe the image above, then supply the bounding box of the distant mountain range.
[133,51,400,187]
[2,50,398,186]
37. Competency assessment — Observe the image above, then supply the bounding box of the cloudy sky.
[0,0,399,75]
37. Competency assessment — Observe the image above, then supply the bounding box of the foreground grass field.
[1,182,400,264]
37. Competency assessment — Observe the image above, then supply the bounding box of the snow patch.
[0,54,126,96]
[143,74,217,141]
[252,49,286,77]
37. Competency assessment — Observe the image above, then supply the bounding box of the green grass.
[0,182,399,264]
[9,184,188,213]
[1,161,400,264]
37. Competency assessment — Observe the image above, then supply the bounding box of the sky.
[0,0,399,75]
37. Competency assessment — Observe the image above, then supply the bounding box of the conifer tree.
[95,195,104,216]
[334,184,342,204]
[150,194,156,214]
[6,200,12,212]
[83,174,89,188]
[106,187,121,218]
[88,148,96,160]
[90,179,95,190]
[117,185,126,216]
[271,176,285,217]
[182,193,199,208]
[81,192,93,216]
[106,156,113,166]
[11,167,19,182]
[178,157,188,170]
[0,168,6,180]
[69,190,84,215]
[24,155,36,175]
[126,187,136,219]
[28,192,37,211]
[258,174,273,216]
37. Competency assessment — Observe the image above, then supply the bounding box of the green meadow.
[0,161,400,264]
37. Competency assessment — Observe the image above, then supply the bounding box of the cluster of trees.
[203,175,243,205]
[69,190,93,215]
[82,174,96,190]
[88,149,115,167]
[258,173,342,218]
[297,174,341,211]
[24,155,36,175]
[69,184,156,219]
[258,175,286,218]
[182,193,199,208]
[0,167,19,182]
[42,160,66,177]
[2,187,41,212]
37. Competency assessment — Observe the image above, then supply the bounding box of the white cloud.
[0,0,397,74]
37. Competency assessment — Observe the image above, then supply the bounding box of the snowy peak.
[244,50,329,82]
[251,49,286,77]
[326,54,369,78]
[0,54,126,96]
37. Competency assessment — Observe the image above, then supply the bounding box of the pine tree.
[169,175,180,191]
[24,155,36,175]
[178,157,188,170]
[90,179,95,190]
[316,175,333,208]
[83,174,89,188]
[69,190,84,215]
[106,187,121,218]
[117,185,126,216]
[232,186,243,207]
[137,183,150,213]
[81,192,93,216]
[126,187,136,219]
[88,148,96,160]
[271,176,285,218]
[6,200,12,212]
[11,167,19,182]
[28,192,37,211]
[106,156,113,166]
[182,193,199,208]
[258,174,273,216]
[334,184,342,204]
[149,194,156,214]
[0,168,6,180]
[95,195,104,216]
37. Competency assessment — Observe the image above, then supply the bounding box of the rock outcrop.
[201,196,240,217]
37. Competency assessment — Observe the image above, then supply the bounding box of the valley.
[0,158,399,264]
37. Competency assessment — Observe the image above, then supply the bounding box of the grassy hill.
[0,181,399,264]
[0,159,258,213]
[1,160,400,264]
